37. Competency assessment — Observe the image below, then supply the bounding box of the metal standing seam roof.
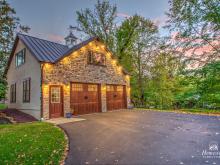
[18,33,69,63]
[18,33,99,63]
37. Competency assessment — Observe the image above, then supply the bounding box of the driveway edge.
[57,125,70,165]
[134,109,220,117]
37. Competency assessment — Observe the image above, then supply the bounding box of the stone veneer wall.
[42,40,130,119]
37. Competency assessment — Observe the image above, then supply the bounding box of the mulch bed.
[0,117,12,124]
[1,109,38,123]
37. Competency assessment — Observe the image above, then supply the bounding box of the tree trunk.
[137,44,144,106]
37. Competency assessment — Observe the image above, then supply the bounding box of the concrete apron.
[45,117,86,125]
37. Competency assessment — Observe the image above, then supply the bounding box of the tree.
[147,52,182,109]
[0,0,30,99]
[76,0,117,51]
[166,0,220,63]
[196,61,220,108]
[173,71,198,109]
[116,15,159,106]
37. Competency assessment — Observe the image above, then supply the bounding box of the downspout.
[40,63,45,120]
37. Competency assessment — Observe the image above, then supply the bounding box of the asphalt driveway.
[60,110,220,165]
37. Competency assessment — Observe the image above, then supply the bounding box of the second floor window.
[16,48,26,67]
[23,78,31,103]
[87,51,106,66]
[10,83,16,103]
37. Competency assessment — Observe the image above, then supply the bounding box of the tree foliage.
[196,61,220,108]
[0,0,30,99]
[166,0,220,63]
[116,15,159,105]
[76,0,116,51]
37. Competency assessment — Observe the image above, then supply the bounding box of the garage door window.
[117,86,123,92]
[88,85,97,91]
[107,86,114,91]
[72,84,83,91]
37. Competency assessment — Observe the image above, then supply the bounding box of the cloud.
[171,32,217,56]
[47,34,64,44]
[152,16,168,27]
[116,12,131,19]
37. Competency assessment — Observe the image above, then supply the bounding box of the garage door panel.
[106,85,126,111]
[71,83,100,115]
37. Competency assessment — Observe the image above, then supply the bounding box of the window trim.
[23,78,31,103]
[10,83,16,103]
[15,48,26,67]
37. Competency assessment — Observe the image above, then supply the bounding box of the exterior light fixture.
[81,46,86,52]
[118,66,122,74]
[101,45,105,49]
[112,59,117,65]
[102,85,106,91]
[89,42,93,46]
[107,52,111,58]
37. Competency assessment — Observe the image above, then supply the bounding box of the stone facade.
[42,40,130,119]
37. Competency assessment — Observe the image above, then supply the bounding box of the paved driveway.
[60,110,220,165]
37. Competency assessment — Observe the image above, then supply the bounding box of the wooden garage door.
[106,85,126,111]
[70,83,101,115]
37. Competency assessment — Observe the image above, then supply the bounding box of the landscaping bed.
[0,122,67,164]
[0,117,11,124]
[1,109,37,123]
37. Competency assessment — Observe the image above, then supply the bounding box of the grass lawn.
[135,108,220,115]
[0,122,66,165]
[0,104,7,110]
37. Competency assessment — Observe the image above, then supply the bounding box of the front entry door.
[49,85,63,118]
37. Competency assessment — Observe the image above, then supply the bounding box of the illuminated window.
[51,87,60,103]
[107,85,114,92]
[117,86,123,92]
[88,85,97,92]
[72,83,83,91]
[87,51,106,66]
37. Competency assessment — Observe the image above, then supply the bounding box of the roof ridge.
[56,36,97,62]
[17,33,67,47]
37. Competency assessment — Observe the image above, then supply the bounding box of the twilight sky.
[8,0,169,44]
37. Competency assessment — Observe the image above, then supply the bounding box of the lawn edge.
[134,108,220,117]
[57,125,69,165]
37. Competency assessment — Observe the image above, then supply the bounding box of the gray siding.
[6,39,41,119]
